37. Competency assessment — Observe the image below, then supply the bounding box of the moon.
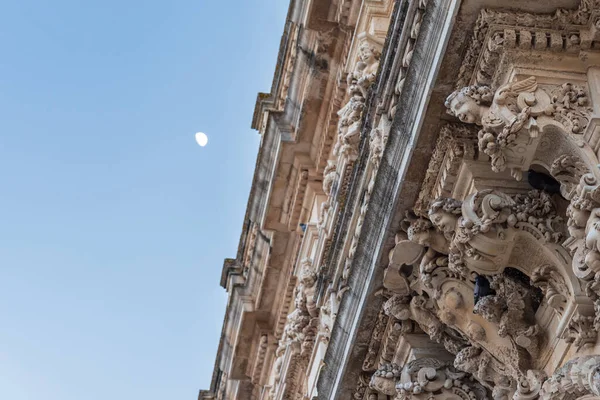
[195,132,208,147]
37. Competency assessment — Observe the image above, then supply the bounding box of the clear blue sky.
[0,1,287,399]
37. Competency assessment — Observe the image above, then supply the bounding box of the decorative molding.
[540,355,600,400]
[456,1,600,89]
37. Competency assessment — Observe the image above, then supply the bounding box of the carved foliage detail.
[445,77,592,179]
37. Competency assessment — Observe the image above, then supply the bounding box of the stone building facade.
[200,0,600,399]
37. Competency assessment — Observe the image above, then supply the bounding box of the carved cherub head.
[428,198,462,236]
[358,42,380,65]
[299,258,317,287]
[383,295,411,320]
[445,85,494,125]
[407,218,434,246]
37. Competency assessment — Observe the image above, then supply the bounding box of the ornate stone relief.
[540,355,600,400]
[383,191,594,397]
[382,293,469,358]
[385,0,429,119]
[369,358,489,400]
[445,77,593,180]
[363,308,390,372]
[473,273,542,359]
[333,37,382,159]
[530,265,569,317]
[268,259,319,400]
[456,1,600,89]
[414,124,477,215]
[427,189,562,276]
[354,4,600,400]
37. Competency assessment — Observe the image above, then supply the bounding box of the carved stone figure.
[473,273,541,360]
[445,77,592,180]
[383,295,443,342]
[426,190,561,276]
[334,41,381,158]
[445,77,548,176]
[322,160,337,196]
[334,94,366,156]
[540,355,600,400]
[370,358,490,400]
[454,345,516,398]
[369,363,402,396]
[428,198,462,239]
[347,42,381,98]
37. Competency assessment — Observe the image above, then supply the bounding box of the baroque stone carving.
[473,273,541,359]
[384,295,443,343]
[322,160,338,196]
[540,355,600,400]
[333,40,381,158]
[414,124,477,215]
[369,363,402,396]
[383,294,469,357]
[369,358,489,400]
[530,265,569,317]
[363,308,389,372]
[456,1,600,89]
[428,189,561,276]
[446,77,594,180]
[453,345,516,399]
[550,155,590,201]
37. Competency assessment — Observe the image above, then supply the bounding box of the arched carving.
[385,186,600,390]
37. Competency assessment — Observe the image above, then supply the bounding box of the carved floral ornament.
[444,77,593,180]
[366,79,600,399]
[369,358,489,400]
[374,198,600,400]
[365,2,600,399]
[372,78,600,399]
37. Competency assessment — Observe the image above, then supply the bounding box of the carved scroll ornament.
[426,189,562,277]
[369,358,489,400]
[445,76,592,181]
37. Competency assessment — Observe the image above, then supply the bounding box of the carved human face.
[410,230,431,247]
[359,45,375,64]
[429,210,458,234]
[447,92,482,125]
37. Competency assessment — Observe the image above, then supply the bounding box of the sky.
[0,1,288,399]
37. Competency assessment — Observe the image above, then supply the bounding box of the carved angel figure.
[473,273,541,359]
[322,160,337,196]
[446,77,550,175]
[428,197,462,239]
[347,42,380,98]
[383,295,443,342]
[404,216,453,291]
